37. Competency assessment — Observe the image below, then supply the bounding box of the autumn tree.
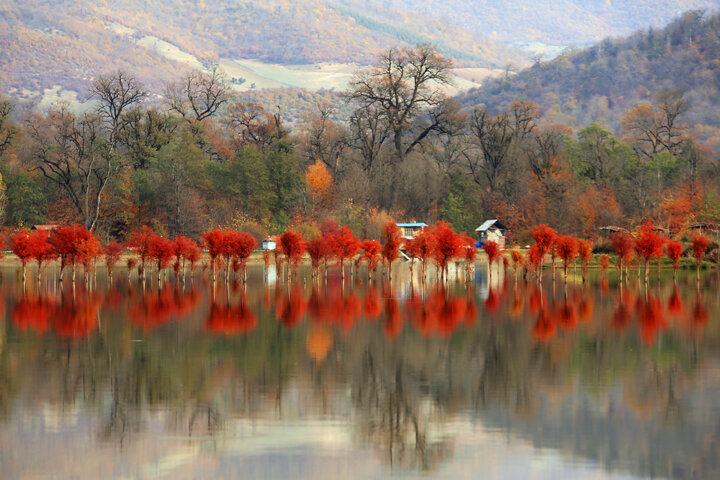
[482,240,500,280]
[577,239,593,282]
[231,231,257,282]
[172,235,199,282]
[381,222,402,280]
[432,222,462,281]
[665,239,683,280]
[530,224,557,283]
[326,226,361,280]
[610,230,635,282]
[0,96,18,158]
[307,236,330,279]
[305,159,335,213]
[634,219,666,283]
[10,229,33,282]
[127,226,156,281]
[26,230,55,282]
[556,235,579,283]
[104,241,123,283]
[691,234,710,281]
[147,233,174,283]
[361,239,382,278]
[510,249,524,282]
[461,234,477,280]
[280,229,307,276]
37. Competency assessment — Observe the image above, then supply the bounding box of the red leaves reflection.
[129,286,200,331]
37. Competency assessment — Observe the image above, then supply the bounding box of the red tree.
[599,254,610,274]
[307,236,330,279]
[326,226,361,280]
[231,231,257,282]
[76,233,101,281]
[432,221,462,281]
[610,231,634,282]
[407,229,436,281]
[634,220,665,283]
[461,234,477,279]
[691,234,710,281]
[381,222,402,280]
[361,239,382,277]
[27,230,56,282]
[148,234,175,283]
[104,242,123,283]
[172,235,197,281]
[10,229,33,281]
[665,239,683,280]
[483,240,500,280]
[510,249,524,282]
[127,226,156,281]
[530,224,557,282]
[555,235,579,282]
[202,229,226,282]
[280,229,307,276]
[51,224,92,282]
[577,239,592,282]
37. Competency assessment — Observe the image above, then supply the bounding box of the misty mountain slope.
[458,11,720,132]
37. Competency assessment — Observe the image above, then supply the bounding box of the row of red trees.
[505,221,711,285]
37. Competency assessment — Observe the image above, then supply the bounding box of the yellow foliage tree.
[305,159,334,211]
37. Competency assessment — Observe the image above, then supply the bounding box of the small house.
[262,236,278,250]
[475,220,507,249]
[397,222,428,240]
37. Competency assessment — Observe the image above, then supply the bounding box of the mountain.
[370,0,720,53]
[458,10,720,134]
[0,0,526,107]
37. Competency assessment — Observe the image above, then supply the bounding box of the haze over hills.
[459,10,720,136]
[3,0,720,124]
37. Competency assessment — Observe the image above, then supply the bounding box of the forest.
[0,42,718,250]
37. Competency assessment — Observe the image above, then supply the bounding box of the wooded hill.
[459,11,720,138]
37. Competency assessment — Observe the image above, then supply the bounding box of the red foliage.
[127,226,156,275]
[381,222,402,264]
[206,296,257,335]
[530,224,557,259]
[431,221,462,274]
[10,229,34,265]
[51,224,93,271]
[484,287,499,313]
[637,295,666,345]
[280,229,307,267]
[307,236,330,270]
[172,235,198,275]
[104,241,123,277]
[599,254,610,271]
[510,249,524,270]
[556,235,579,277]
[634,219,666,263]
[483,240,501,266]
[361,239,382,271]
[202,229,226,269]
[11,295,53,333]
[407,229,436,261]
[665,240,683,271]
[76,234,101,271]
[532,309,556,342]
[691,234,710,265]
[275,285,308,327]
[610,231,635,266]
[527,244,542,273]
[667,287,683,316]
[326,226,361,267]
[148,234,175,271]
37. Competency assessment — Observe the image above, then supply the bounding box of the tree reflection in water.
[0,269,719,479]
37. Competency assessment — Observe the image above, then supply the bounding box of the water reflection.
[0,268,719,479]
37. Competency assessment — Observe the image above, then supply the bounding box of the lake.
[0,264,718,479]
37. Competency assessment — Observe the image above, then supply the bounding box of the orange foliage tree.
[610,231,635,282]
[431,222,462,282]
[280,229,307,276]
[326,225,361,280]
[555,235,578,282]
[305,159,335,212]
[482,240,500,280]
[577,239,592,282]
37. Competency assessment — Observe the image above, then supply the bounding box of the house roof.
[475,219,506,232]
[396,223,428,228]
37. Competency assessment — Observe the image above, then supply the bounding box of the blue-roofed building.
[396,222,428,240]
[475,219,507,249]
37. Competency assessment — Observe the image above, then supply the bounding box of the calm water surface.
[1,265,719,479]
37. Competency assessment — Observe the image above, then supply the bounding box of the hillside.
[0,0,525,106]
[372,0,720,53]
[459,10,720,134]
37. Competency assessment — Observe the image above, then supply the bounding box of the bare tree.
[347,104,390,174]
[225,101,284,151]
[26,107,118,231]
[346,45,453,162]
[621,88,688,159]
[166,66,230,123]
[91,72,147,151]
